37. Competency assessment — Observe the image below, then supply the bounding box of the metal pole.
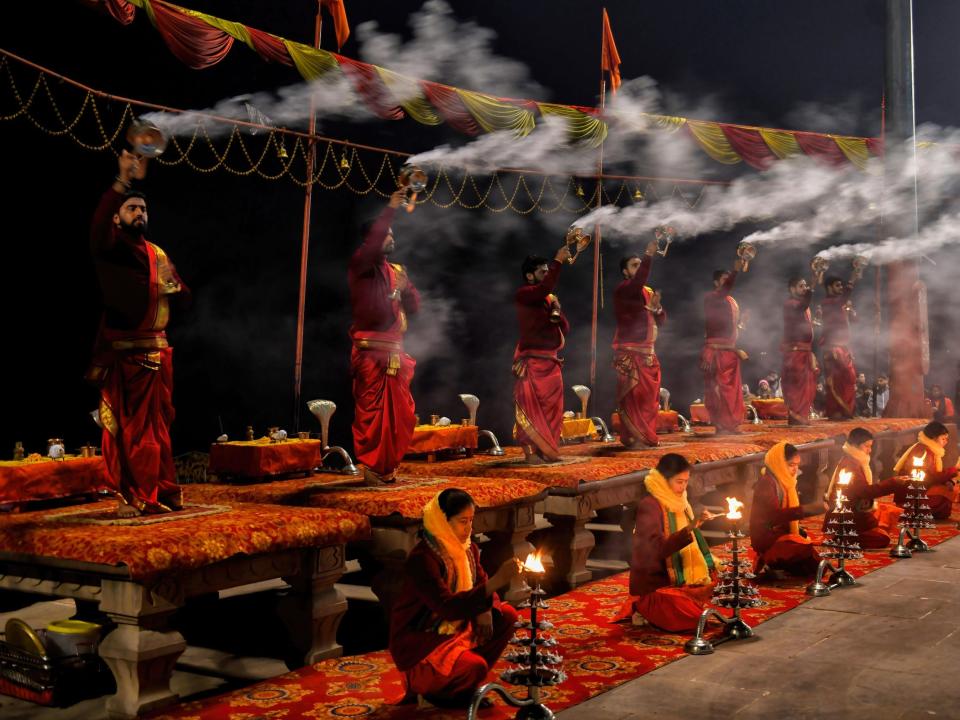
[292,4,324,432]
[590,10,608,390]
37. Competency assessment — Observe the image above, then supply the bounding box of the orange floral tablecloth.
[0,500,369,581]
[304,476,546,518]
[561,418,596,440]
[610,410,678,435]
[0,456,108,505]
[406,424,478,455]
[689,403,711,424]
[752,398,788,419]
[208,438,321,478]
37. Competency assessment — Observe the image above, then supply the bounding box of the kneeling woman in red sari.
[892,421,958,520]
[620,453,717,632]
[750,442,820,576]
[389,488,521,708]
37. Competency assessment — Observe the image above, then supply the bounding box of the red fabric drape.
[246,26,293,66]
[421,81,482,135]
[104,0,136,25]
[865,137,884,157]
[794,132,848,166]
[720,124,777,170]
[150,0,234,70]
[320,0,350,51]
[337,56,404,120]
[601,9,622,93]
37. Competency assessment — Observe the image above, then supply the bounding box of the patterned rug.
[150,505,960,720]
[474,455,590,468]
[48,503,229,526]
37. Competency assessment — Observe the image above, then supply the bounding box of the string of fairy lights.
[0,50,719,215]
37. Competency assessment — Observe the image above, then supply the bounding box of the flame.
[523,551,546,574]
[834,488,846,512]
[912,455,925,468]
[837,469,852,486]
[725,496,744,520]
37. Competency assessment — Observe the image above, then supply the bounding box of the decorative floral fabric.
[752,398,788,419]
[406,425,478,455]
[0,456,108,504]
[208,438,321,478]
[0,500,369,581]
[561,418,596,440]
[152,504,960,720]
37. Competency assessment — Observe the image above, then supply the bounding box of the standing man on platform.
[87,150,191,516]
[701,256,747,434]
[513,242,573,464]
[348,189,420,485]
[781,274,819,425]
[818,266,862,420]
[613,240,665,447]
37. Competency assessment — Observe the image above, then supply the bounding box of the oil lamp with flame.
[890,455,935,558]
[126,117,168,158]
[398,165,427,213]
[653,225,676,256]
[807,470,860,596]
[564,225,592,265]
[468,549,565,720]
[685,496,762,655]
[736,241,758,272]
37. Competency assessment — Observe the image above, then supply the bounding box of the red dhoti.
[614,346,660,447]
[620,584,714,633]
[924,487,954,520]
[351,338,416,480]
[701,344,744,432]
[823,345,856,419]
[513,352,563,462]
[781,344,817,423]
[404,605,518,703]
[757,534,820,576]
[99,346,179,511]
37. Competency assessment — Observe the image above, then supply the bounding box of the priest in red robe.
[513,242,573,464]
[701,257,747,433]
[781,274,819,425]
[892,422,957,519]
[818,270,861,419]
[613,241,666,447]
[87,151,191,516]
[749,442,820,576]
[349,189,420,484]
[822,428,900,548]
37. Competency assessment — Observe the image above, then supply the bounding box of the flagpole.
[292,2,324,432]
[590,11,608,391]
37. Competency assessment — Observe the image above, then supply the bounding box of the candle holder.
[807,481,861,596]
[468,554,565,720]
[890,461,935,558]
[685,500,762,655]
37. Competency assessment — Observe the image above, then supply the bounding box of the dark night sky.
[1,1,958,455]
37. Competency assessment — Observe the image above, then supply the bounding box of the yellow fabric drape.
[375,67,443,126]
[284,40,340,82]
[538,103,608,147]
[894,432,945,473]
[833,136,870,170]
[687,121,741,165]
[422,492,473,634]
[456,89,535,136]
[643,469,711,586]
[649,114,688,133]
[759,129,803,159]
[764,442,801,535]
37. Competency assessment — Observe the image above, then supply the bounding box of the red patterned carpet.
[151,504,959,720]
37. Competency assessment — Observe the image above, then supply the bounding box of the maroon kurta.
[823,455,899,549]
[819,285,856,419]
[781,290,818,423]
[88,187,189,512]
[892,443,957,520]
[348,206,420,478]
[749,472,819,575]
[389,540,517,701]
[701,271,744,431]
[514,260,568,460]
[613,256,666,447]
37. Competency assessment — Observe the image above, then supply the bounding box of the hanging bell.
[633,188,644,201]
[575,184,585,198]
[276,139,289,159]
[340,151,351,170]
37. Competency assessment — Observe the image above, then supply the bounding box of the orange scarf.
[763,442,801,536]
[894,432,944,474]
[422,493,473,634]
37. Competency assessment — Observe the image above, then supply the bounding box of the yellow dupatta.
[422,493,473,635]
[644,469,713,586]
[825,442,873,503]
[764,442,802,536]
[894,432,944,474]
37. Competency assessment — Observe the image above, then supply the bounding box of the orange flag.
[321,0,350,50]
[601,8,621,94]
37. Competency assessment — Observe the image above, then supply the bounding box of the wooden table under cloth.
[404,423,479,460]
[184,475,547,606]
[0,500,369,718]
[207,437,322,480]
[0,455,108,506]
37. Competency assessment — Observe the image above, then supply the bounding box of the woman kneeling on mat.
[389,488,521,708]
[620,453,717,631]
